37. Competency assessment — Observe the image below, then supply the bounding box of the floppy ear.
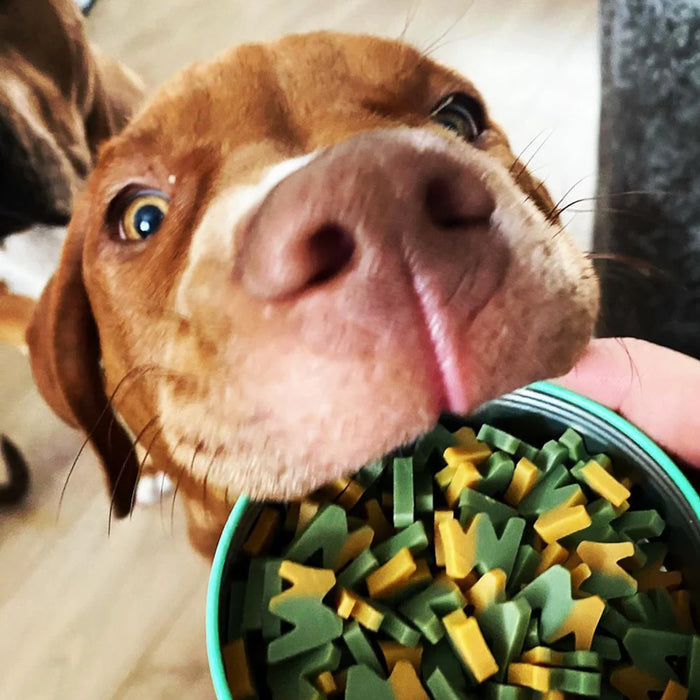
[26,215,139,516]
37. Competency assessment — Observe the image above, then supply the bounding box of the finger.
[555,338,700,468]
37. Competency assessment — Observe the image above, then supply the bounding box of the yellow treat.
[563,551,583,571]
[445,461,482,507]
[366,547,417,598]
[337,480,366,509]
[671,589,694,631]
[241,506,281,556]
[660,679,689,700]
[296,500,321,535]
[535,542,569,575]
[576,541,638,594]
[507,662,551,692]
[332,526,375,571]
[504,457,540,506]
[541,692,565,700]
[444,443,492,466]
[351,599,385,631]
[434,510,455,566]
[520,647,564,666]
[578,460,631,507]
[610,665,665,698]
[382,559,432,599]
[442,609,498,683]
[379,641,424,672]
[271,561,336,606]
[315,671,338,695]
[336,588,359,619]
[363,499,394,542]
[439,517,477,579]
[633,545,683,592]
[534,504,592,544]
[570,563,592,594]
[381,492,394,511]
[389,660,430,700]
[453,426,478,447]
[435,463,458,489]
[548,595,605,650]
[222,639,256,699]
[613,499,630,516]
[469,569,507,615]
[321,477,352,499]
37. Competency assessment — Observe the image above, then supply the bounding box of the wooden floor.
[0,1,598,698]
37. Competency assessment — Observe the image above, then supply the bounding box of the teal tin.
[206,382,700,699]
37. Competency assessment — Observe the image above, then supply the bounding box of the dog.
[0,0,143,504]
[27,33,599,556]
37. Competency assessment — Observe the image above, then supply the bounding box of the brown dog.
[27,33,599,556]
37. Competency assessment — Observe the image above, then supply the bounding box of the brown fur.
[27,34,598,557]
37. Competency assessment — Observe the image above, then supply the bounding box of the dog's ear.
[26,209,139,516]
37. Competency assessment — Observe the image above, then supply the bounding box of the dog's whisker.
[170,442,202,535]
[510,131,549,174]
[128,425,164,520]
[202,446,223,523]
[512,132,553,187]
[107,416,158,536]
[586,252,676,286]
[421,1,474,56]
[546,175,594,221]
[398,0,419,41]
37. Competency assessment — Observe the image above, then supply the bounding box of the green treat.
[517,464,581,517]
[399,581,465,644]
[473,514,526,578]
[284,504,348,568]
[514,440,540,463]
[549,668,601,696]
[266,597,343,663]
[479,598,532,681]
[558,428,588,462]
[590,635,621,661]
[337,548,380,591]
[268,642,341,700]
[524,616,540,649]
[507,545,541,596]
[459,489,518,529]
[414,469,434,514]
[373,602,422,647]
[422,638,470,692]
[599,605,632,640]
[646,589,680,630]
[484,682,531,700]
[479,452,516,497]
[262,558,283,639]
[227,580,246,641]
[688,635,700,697]
[426,668,472,700]
[477,424,521,454]
[372,521,428,564]
[515,566,576,642]
[356,458,387,489]
[414,424,458,467]
[580,570,637,600]
[613,509,665,540]
[561,499,623,547]
[619,592,657,625]
[342,621,383,674]
[535,440,569,472]
[241,558,267,631]
[550,650,602,670]
[393,457,414,529]
[345,665,394,700]
[622,627,691,682]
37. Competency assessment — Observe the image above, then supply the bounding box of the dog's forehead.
[108,33,477,159]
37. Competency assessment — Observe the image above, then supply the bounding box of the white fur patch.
[0,225,66,298]
[174,152,317,316]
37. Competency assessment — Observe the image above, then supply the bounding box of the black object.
[0,436,30,505]
[594,1,700,358]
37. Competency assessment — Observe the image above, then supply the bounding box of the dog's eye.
[430,93,486,142]
[120,191,169,241]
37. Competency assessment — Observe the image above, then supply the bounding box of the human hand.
[556,338,700,469]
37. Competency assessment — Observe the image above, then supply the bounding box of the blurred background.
[0,1,599,698]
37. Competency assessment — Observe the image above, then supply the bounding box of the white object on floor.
[135,472,174,506]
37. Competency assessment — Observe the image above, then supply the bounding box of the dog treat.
[220,422,699,698]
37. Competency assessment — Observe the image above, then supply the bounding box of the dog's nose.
[238,130,495,300]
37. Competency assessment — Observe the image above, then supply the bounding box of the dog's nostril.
[306,224,356,287]
[424,177,493,230]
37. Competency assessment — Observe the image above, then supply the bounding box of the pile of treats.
[220,422,700,699]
